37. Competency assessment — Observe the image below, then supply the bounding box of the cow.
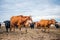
[55,22,60,28]
[0,23,1,28]
[34,22,41,28]
[10,15,33,33]
[29,22,35,29]
[35,19,56,32]
[4,20,10,32]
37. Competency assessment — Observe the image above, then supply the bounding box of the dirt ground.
[0,26,60,40]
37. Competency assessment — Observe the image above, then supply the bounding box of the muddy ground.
[0,26,60,40]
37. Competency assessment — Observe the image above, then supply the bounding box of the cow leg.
[18,25,21,33]
[44,26,50,33]
[18,26,21,30]
[47,28,50,33]
[13,27,15,32]
[47,26,50,33]
[10,24,12,32]
[0,24,1,29]
[10,25,15,32]
[25,27,27,33]
[0,26,1,29]
[10,26,12,32]
[10,25,13,32]
[6,26,8,32]
[25,25,28,33]
[41,25,46,32]
[44,26,47,32]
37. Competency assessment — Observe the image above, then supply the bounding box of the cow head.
[24,16,33,27]
[50,19,56,25]
[34,22,40,28]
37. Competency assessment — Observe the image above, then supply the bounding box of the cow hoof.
[6,31,8,32]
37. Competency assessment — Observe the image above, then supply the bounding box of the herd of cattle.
[0,15,60,33]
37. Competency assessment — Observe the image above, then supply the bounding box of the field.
[0,26,60,40]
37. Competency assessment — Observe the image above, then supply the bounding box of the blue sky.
[0,0,60,22]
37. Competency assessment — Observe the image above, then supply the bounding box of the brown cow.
[10,15,33,33]
[35,19,56,32]
[34,21,40,28]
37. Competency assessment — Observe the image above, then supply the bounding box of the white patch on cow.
[25,20,32,27]
[50,24,56,28]
[26,20,32,24]
[50,24,55,26]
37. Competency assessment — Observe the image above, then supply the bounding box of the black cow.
[0,23,1,28]
[4,20,10,32]
[30,23,34,29]
[55,23,60,28]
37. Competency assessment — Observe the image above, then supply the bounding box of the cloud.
[0,0,60,22]
[32,15,60,22]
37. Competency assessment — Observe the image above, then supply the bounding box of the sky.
[0,0,60,22]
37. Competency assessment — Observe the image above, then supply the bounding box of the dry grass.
[0,26,60,40]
